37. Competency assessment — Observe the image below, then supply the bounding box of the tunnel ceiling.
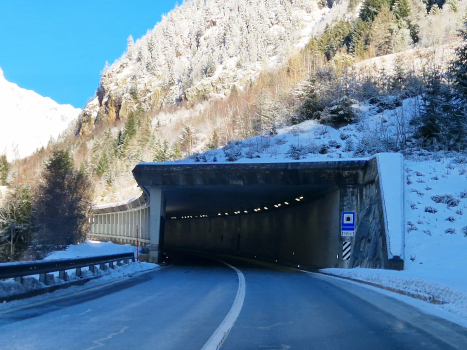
[132,160,369,216]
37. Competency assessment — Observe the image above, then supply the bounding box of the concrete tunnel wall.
[164,190,340,269]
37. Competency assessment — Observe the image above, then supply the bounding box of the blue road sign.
[341,212,355,236]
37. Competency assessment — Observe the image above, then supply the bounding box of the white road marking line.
[201,261,246,350]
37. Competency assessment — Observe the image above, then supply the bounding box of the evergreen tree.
[451,15,467,100]
[370,7,399,56]
[298,77,322,120]
[206,129,219,150]
[350,19,371,57]
[0,185,33,262]
[360,0,392,22]
[34,150,93,246]
[417,68,466,149]
[127,35,135,60]
[179,125,194,155]
[0,154,9,186]
[392,0,411,19]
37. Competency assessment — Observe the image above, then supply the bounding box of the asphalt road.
[1,252,467,350]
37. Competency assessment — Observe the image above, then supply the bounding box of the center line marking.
[201,261,246,350]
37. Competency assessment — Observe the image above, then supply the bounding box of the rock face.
[77,0,341,134]
[0,71,82,161]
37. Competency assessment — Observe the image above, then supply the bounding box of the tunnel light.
[277,204,281,207]
[225,213,229,215]
[299,196,303,199]
[295,198,300,201]
[274,205,278,208]
[254,209,258,212]
[275,260,278,262]
[284,202,289,205]
[218,213,222,216]
[257,208,261,211]
[298,265,300,268]
[244,210,248,213]
[264,207,268,210]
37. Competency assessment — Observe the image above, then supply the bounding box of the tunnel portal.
[89,154,404,270]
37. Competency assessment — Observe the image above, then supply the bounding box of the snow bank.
[0,240,158,301]
[44,240,139,260]
[377,153,405,259]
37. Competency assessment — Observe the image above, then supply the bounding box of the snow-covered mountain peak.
[0,70,82,161]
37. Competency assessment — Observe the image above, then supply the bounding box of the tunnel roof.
[132,160,370,217]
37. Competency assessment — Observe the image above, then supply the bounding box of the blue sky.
[0,1,178,108]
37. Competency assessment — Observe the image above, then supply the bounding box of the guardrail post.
[89,265,95,273]
[15,276,23,284]
[117,260,122,266]
[59,270,68,281]
[76,267,82,277]
[39,273,46,284]
[100,263,106,270]
[109,261,114,269]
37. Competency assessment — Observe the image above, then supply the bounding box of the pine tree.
[127,35,135,60]
[298,77,321,120]
[451,15,467,100]
[0,154,9,186]
[34,150,93,246]
[369,7,399,56]
[392,0,411,19]
[0,185,33,262]
[360,0,392,22]
[417,68,465,149]
[350,19,371,57]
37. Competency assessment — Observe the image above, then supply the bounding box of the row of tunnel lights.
[172,196,304,220]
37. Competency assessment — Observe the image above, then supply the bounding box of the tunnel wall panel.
[165,190,340,269]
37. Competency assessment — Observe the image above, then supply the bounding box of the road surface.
[1,252,466,349]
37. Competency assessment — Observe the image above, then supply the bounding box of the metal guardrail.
[0,253,135,284]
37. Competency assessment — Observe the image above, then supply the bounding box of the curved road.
[1,252,467,349]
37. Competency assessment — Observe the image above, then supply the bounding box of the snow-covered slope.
[0,68,81,161]
[79,0,352,133]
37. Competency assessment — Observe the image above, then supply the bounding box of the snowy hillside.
[0,68,81,161]
[79,0,352,133]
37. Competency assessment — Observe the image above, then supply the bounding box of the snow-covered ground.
[323,155,467,321]
[0,68,81,161]
[0,241,158,301]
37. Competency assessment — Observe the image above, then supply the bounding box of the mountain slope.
[78,0,353,133]
[0,68,81,161]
